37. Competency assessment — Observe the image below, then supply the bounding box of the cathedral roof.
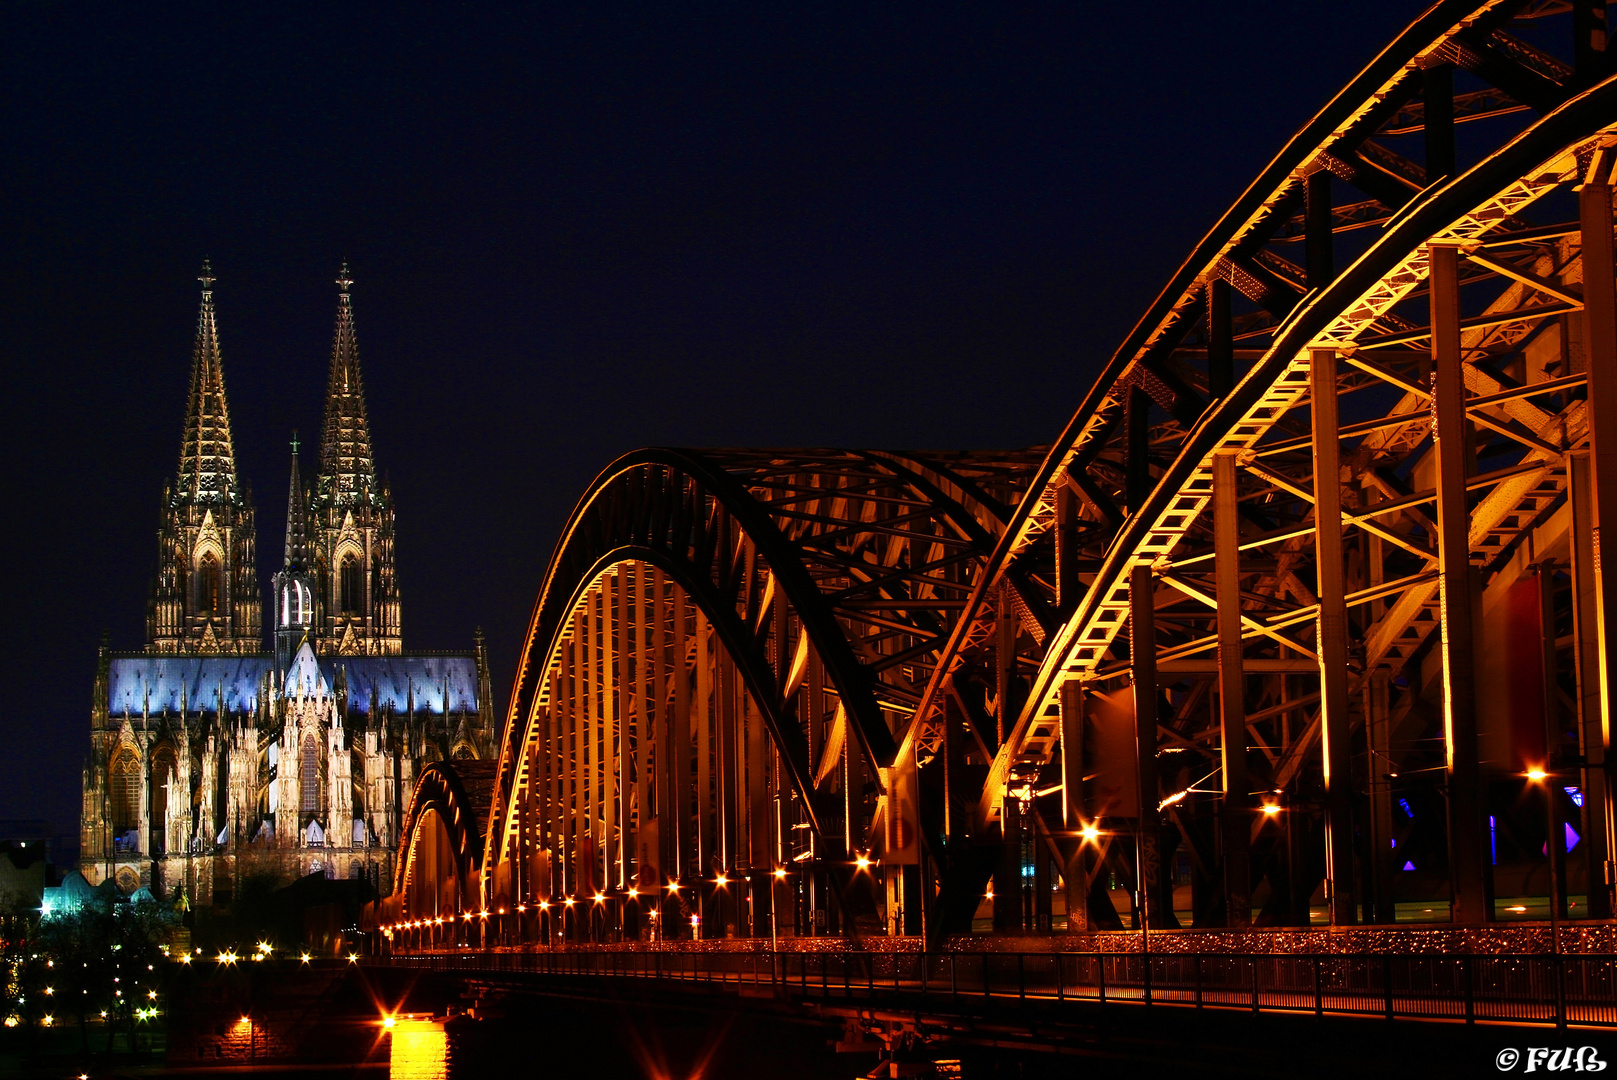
[175,261,242,506]
[107,652,481,716]
[318,263,379,505]
[286,642,325,696]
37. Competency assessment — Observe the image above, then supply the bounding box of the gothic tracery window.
[197,552,222,614]
[339,555,362,614]
[110,748,141,834]
[300,735,321,816]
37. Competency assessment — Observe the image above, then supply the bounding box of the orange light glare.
[1527,769,1549,782]
[1261,804,1282,816]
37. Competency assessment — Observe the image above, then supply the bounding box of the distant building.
[80,264,496,907]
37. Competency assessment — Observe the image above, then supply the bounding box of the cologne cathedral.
[79,264,496,908]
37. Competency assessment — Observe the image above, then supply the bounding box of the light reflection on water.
[389,1018,450,1080]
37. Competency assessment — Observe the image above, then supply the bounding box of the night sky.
[3,2,1424,841]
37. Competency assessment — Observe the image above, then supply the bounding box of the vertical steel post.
[604,573,619,893]
[1423,63,1455,185]
[1541,563,1568,921]
[1055,484,1079,616]
[672,585,692,882]
[1126,387,1151,514]
[1208,279,1234,400]
[1570,452,1613,917]
[1129,563,1167,930]
[1310,348,1356,925]
[1366,671,1396,923]
[1580,168,1617,918]
[1305,169,1333,291]
[1429,243,1488,924]
[1059,681,1089,931]
[1214,450,1251,926]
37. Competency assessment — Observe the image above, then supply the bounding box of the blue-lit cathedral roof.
[105,653,481,717]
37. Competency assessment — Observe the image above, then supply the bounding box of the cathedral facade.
[80,264,495,906]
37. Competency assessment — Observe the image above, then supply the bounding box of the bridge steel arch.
[386,760,497,950]
[480,448,1040,940]
[391,0,1617,949]
[915,0,1617,938]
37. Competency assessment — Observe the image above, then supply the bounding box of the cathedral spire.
[283,432,312,572]
[320,262,376,503]
[176,260,240,504]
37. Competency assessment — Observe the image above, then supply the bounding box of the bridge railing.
[376,949,1617,1028]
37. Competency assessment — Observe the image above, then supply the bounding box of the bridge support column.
[1428,244,1489,924]
[1214,450,1251,927]
[1130,563,1171,930]
[1059,681,1089,931]
[1310,348,1357,926]
[1579,163,1617,918]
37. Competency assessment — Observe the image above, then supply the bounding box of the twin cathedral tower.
[80,263,494,904]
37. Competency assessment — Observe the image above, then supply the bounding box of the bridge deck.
[378,946,1617,1029]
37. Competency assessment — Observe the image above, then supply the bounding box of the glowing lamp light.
[41,1016,52,1027]
[774,868,788,880]
[347,954,360,963]
[564,897,576,907]
[1080,825,1100,843]
[382,1015,397,1029]
[435,917,444,925]
[517,904,527,912]
[1261,804,1282,816]
[627,888,637,898]
[239,1016,251,1026]
[43,987,52,996]
[854,854,872,871]
[667,881,680,893]
[257,942,272,954]
[714,875,728,888]
[479,909,489,919]
[499,908,507,915]
[593,893,605,904]
[147,990,157,1000]
[463,913,473,921]
[300,953,312,964]
[1527,768,1549,782]
[538,901,550,911]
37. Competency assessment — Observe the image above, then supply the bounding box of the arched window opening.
[281,581,312,627]
[197,553,222,615]
[339,556,362,614]
[150,747,176,856]
[110,749,141,844]
[300,736,321,816]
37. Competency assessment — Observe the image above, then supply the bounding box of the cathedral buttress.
[313,264,402,655]
[146,262,261,654]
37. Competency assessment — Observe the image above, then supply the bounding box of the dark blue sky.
[2,2,1423,837]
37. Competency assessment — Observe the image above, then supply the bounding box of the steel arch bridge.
[386,0,1617,951]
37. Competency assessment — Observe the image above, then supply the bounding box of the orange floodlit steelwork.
[381,0,1617,951]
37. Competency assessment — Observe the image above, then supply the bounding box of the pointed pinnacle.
[336,261,353,293]
[199,259,216,291]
